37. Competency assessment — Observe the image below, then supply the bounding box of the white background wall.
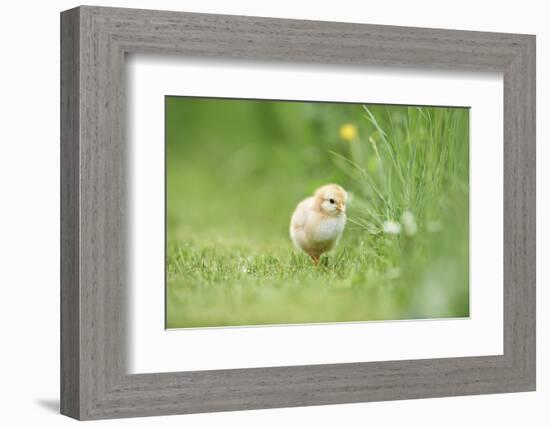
[0,0,546,425]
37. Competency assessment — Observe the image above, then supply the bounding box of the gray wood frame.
[60,5,536,420]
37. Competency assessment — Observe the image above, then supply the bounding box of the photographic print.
[166,97,469,329]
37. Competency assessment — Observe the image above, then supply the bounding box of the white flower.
[385,267,402,280]
[427,220,443,233]
[382,220,401,234]
[401,210,417,236]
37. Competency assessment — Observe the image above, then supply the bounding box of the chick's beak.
[336,203,345,212]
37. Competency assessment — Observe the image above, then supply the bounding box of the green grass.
[166,97,469,328]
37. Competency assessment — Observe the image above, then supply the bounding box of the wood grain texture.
[60,5,536,420]
[60,7,80,419]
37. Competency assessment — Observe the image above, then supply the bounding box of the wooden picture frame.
[60,5,536,420]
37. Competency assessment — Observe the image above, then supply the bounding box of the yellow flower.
[339,123,358,141]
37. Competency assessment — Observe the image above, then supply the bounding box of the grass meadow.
[166,97,469,328]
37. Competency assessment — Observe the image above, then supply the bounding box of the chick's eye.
[329,198,335,204]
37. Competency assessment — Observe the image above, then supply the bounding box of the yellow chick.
[290,184,348,264]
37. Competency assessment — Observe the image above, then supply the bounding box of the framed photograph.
[60,5,536,420]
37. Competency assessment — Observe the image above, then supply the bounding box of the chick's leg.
[310,254,320,265]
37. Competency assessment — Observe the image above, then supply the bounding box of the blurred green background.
[166,96,469,328]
